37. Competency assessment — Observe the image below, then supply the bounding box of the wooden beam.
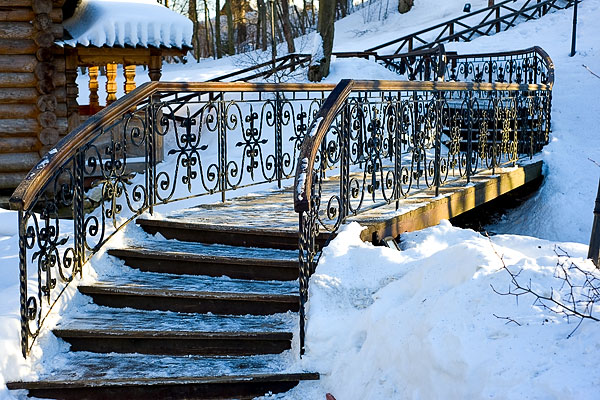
[0,118,39,135]
[0,8,62,22]
[0,39,36,54]
[358,161,544,242]
[0,152,40,172]
[0,55,36,72]
[0,88,38,104]
[0,171,29,189]
[0,137,40,153]
[0,104,38,119]
[0,22,34,39]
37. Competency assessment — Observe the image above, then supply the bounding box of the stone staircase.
[8,217,319,399]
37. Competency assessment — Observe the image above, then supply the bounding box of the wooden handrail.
[9,81,336,211]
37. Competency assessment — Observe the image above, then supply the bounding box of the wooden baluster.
[88,66,99,110]
[123,65,136,94]
[148,53,162,82]
[88,66,99,109]
[106,63,117,105]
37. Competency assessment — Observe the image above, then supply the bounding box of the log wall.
[0,0,66,189]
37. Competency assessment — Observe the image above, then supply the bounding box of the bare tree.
[490,240,600,338]
[188,0,201,60]
[308,0,336,81]
[279,0,296,53]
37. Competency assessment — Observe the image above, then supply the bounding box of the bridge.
[5,0,568,398]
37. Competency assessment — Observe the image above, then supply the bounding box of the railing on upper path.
[366,0,577,54]
[293,46,554,353]
[9,46,553,358]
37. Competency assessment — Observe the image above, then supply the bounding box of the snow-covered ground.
[1,0,600,398]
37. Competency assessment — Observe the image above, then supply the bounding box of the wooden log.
[0,118,39,135]
[38,111,57,128]
[0,39,36,55]
[0,172,30,189]
[0,72,36,88]
[0,22,34,40]
[55,102,66,118]
[0,104,38,119]
[34,62,55,80]
[0,0,33,6]
[53,57,65,72]
[37,78,55,94]
[37,94,57,112]
[0,55,37,73]
[38,127,58,145]
[0,88,38,104]
[0,152,40,172]
[51,22,62,39]
[0,9,62,23]
[33,13,53,31]
[36,46,54,61]
[34,31,54,48]
[33,0,53,15]
[0,137,40,153]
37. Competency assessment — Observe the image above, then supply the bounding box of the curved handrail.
[294,74,553,212]
[293,48,554,354]
[10,81,337,212]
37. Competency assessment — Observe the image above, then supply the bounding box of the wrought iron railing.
[10,47,553,358]
[293,47,554,353]
[10,81,337,357]
[366,0,577,54]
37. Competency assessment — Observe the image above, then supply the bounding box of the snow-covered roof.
[60,0,193,49]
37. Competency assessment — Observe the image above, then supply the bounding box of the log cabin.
[0,0,192,192]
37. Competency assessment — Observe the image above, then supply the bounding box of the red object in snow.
[326,394,337,400]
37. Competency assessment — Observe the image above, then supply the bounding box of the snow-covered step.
[58,307,296,333]
[79,275,299,315]
[137,218,304,250]
[108,241,299,281]
[54,307,295,355]
[8,353,318,400]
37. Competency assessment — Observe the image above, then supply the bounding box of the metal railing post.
[588,177,600,267]
[275,91,283,188]
[18,210,29,358]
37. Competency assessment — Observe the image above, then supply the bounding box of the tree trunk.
[188,0,200,60]
[215,0,222,58]
[257,0,267,51]
[398,0,413,14]
[279,0,296,53]
[225,0,235,54]
[308,0,335,81]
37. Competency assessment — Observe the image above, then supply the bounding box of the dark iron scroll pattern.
[295,77,553,353]
[13,85,329,357]
[13,48,553,359]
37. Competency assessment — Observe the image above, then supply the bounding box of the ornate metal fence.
[10,82,336,357]
[366,0,577,54]
[10,47,553,358]
[293,48,554,353]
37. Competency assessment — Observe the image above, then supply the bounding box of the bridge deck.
[157,159,543,243]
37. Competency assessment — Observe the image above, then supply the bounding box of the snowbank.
[62,0,193,49]
[274,221,600,399]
